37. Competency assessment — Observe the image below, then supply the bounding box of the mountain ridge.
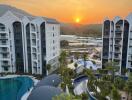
[60,23,102,37]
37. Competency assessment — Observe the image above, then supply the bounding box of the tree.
[97,81,111,99]
[111,86,121,100]
[46,64,51,75]
[74,52,80,60]
[114,76,125,90]
[52,93,81,100]
[125,73,132,99]
[59,51,67,67]
[82,53,88,68]
[81,93,89,100]
[74,63,78,69]
[105,61,119,83]
[60,40,69,48]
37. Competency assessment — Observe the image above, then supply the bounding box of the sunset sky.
[0,0,132,24]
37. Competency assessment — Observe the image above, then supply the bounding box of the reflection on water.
[0,77,33,100]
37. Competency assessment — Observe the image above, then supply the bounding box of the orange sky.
[0,0,132,24]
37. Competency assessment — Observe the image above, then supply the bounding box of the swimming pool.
[0,76,33,100]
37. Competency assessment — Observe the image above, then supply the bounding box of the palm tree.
[82,53,88,68]
[74,63,78,69]
[114,76,125,90]
[125,73,132,100]
[46,64,51,75]
[74,52,80,60]
[52,93,81,100]
[111,86,121,100]
[59,51,67,67]
[105,61,119,83]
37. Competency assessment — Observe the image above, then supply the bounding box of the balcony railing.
[115,29,122,33]
[32,43,36,46]
[0,29,6,32]
[103,55,108,59]
[114,50,121,54]
[0,36,8,39]
[32,36,36,39]
[0,43,8,45]
[128,56,132,61]
[2,56,10,59]
[114,56,120,59]
[1,63,10,67]
[103,35,109,38]
[115,35,122,38]
[0,50,9,53]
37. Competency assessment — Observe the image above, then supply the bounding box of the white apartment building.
[0,5,60,75]
[102,13,132,74]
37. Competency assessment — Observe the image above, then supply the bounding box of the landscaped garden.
[52,51,132,100]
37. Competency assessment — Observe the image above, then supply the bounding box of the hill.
[60,23,102,37]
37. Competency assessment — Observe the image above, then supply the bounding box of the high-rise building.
[0,5,60,75]
[102,13,132,74]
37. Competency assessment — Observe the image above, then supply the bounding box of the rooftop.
[0,4,59,24]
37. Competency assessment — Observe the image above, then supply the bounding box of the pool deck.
[0,75,39,100]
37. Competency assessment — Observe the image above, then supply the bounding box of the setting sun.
[75,18,80,23]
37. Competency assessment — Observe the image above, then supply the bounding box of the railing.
[0,36,8,39]
[32,43,36,46]
[115,35,122,38]
[32,36,36,39]
[114,42,121,45]
[115,29,122,33]
[128,56,132,61]
[0,29,6,32]
[0,43,8,45]
[103,35,109,38]
[114,50,121,54]
[0,50,9,53]
[1,64,10,67]
[2,56,10,58]
[114,56,120,59]
[103,56,108,59]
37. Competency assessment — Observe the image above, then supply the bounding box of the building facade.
[0,5,60,75]
[102,13,132,74]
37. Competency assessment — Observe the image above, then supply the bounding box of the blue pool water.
[0,76,33,100]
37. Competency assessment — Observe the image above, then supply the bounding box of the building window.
[16,53,20,58]
[53,40,55,44]
[53,53,55,56]
[4,67,8,71]
[53,46,55,50]
[53,26,54,30]
[53,33,55,37]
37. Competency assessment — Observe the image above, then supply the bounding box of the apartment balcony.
[32,36,36,39]
[114,56,121,60]
[32,49,37,53]
[31,25,36,33]
[32,54,37,60]
[0,50,9,54]
[0,43,8,47]
[128,56,132,61]
[32,43,36,47]
[103,35,109,38]
[114,50,121,54]
[1,62,10,67]
[0,36,8,39]
[114,44,121,48]
[2,55,10,59]
[129,44,132,47]
[103,55,109,59]
[115,29,122,33]
[115,35,122,39]
[0,28,6,32]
